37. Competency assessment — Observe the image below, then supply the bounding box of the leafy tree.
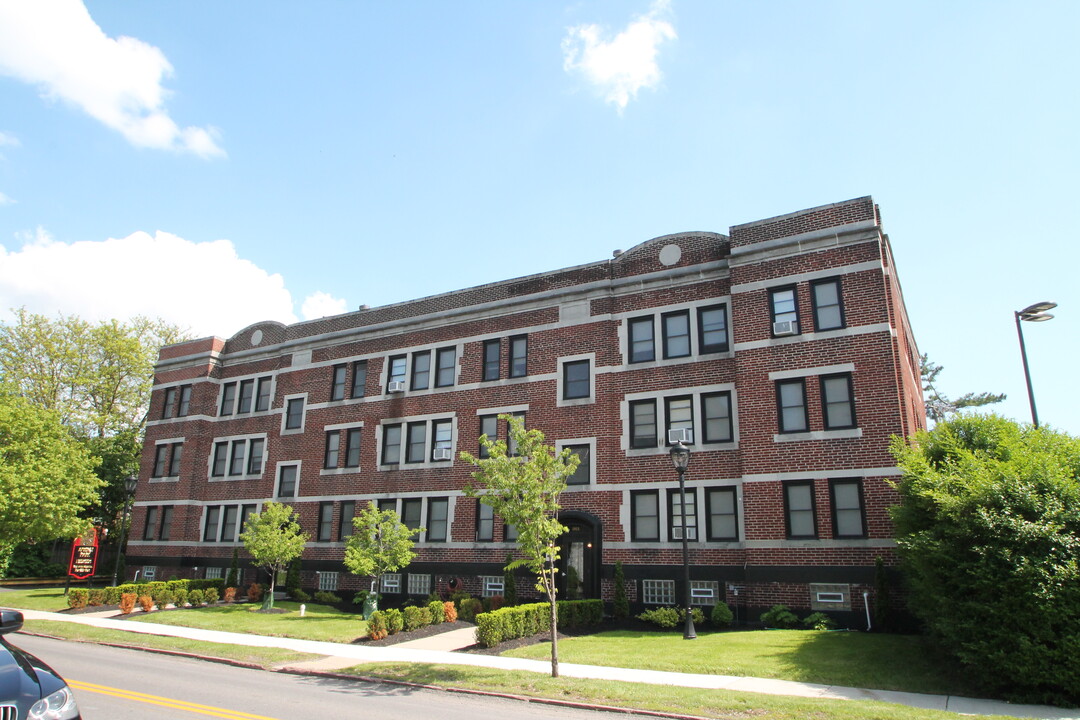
[612,560,630,621]
[343,502,421,612]
[239,502,308,609]
[225,548,240,589]
[0,394,101,569]
[920,353,1005,423]
[461,414,579,678]
[890,415,1080,704]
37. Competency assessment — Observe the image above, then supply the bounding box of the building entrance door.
[556,512,601,599]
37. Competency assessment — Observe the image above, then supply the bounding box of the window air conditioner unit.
[668,428,693,444]
[432,448,452,461]
[387,381,405,393]
[772,320,798,336]
[672,526,697,541]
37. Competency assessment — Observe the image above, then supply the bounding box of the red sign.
[68,528,100,580]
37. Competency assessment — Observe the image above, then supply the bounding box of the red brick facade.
[128,196,924,624]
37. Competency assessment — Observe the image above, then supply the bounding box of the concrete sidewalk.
[19,609,1078,720]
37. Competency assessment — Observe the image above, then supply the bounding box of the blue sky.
[0,0,1076,434]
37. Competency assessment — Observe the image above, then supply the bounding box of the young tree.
[920,353,1005,423]
[239,502,308,609]
[0,394,101,568]
[891,415,1080,704]
[343,502,421,613]
[461,414,579,678]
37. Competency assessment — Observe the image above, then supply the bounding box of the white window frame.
[281,394,308,434]
[690,580,719,606]
[380,573,401,593]
[556,354,595,407]
[556,438,596,489]
[481,576,504,597]
[205,567,223,579]
[141,566,157,581]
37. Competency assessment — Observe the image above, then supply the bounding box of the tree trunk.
[263,571,276,609]
[546,560,559,678]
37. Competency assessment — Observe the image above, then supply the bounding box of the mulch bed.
[354,619,475,647]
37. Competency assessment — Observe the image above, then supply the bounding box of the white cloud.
[301,291,348,321]
[562,0,677,112]
[0,192,14,206]
[0,131,19,147]
[0,229,299,338]
[0,0,224,158]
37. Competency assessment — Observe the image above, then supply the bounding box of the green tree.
[239,502,308,609]
[461,414,579,678]
[343,502,421,612]
[612,560,630,621]
[502,552,517,606]
[225,548,240,589]
[890,415,1080,704]
[0,394,101,568]
[920,353,1006,423]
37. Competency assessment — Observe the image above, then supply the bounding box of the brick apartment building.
[127,195,924,623]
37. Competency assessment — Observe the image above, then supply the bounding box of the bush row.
[475,599,602,648]
[67,578,236,610]
[637,603,734,629]
[367,601,455,640]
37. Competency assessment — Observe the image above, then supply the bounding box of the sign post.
[68,528,100,582]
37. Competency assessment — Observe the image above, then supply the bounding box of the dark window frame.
[564,444,591,485]
[476,500,493,541]
[338,500,356,541]
[317,502,334,542]
[387,355,407,391]
[211,442,228,477]
[237,379,255,413]
[783,480,818,539]
[776,379,809,433]
[277,465,298,498]
[820,373,857,430]
[246,438,263,475]
[661,310,692,359]
[508,335,528,378]
[143,506,159,541]
[220,505,239,542]
[426,497,449,542]
[381,423,402,465]
[159,506,173,541]
[434,347,456,388]
[705,486,739,541]
[482,339,501,381]
[344,427,362,468]
[285,398,304,430]
[769,285,801,336]
[324,430,341,469]
[255,377,272,412]
[700,391,733,443]
[177,385,192,416]
[697,304,729,353]
[667,487,698,542]
[219,383,236,417]
[152,444,168,477]
[401,498,423,531]
[829,478,867,539]
[562,359,591,400]
[330,364,347,401]
[478,414,498,458]
[630,489,660,542]
[405,421,427,464]
[411,350,431,391]
[350,360,368,398]
[811,277,846,331]
[664,395,695,445]
[629,399,658,449]
[628,316,655,363]
[203,506,221,542]
[162,387,178,419]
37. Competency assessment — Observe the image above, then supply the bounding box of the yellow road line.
[68,680,283,720]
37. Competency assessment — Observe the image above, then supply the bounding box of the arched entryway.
[556,511,602,599]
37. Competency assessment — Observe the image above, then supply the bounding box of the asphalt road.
[11,632,654,720]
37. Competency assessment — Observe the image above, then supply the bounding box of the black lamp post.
[111,475,138,586]
[1014,301,1056,428]
[669,441,696,639]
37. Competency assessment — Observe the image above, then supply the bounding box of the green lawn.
[125,601,367,643]
[0,587,72,612]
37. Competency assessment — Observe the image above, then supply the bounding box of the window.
[380,573,401,593]
[668,487,698,541]
[143,506,159,541]
[219,383,236,416]
[247,438,263,475]
[476,501,493,541]
[431,419,452,461]
[506,412,525,456]
[427,498,448,542]
[378,498,396,513]
[411,351,430,390]
[331,364,347,401]
[228,441,246,476]
[318,572,339,591]
[401,498,422,530]
[509,335,528,378]
[812,278,845,331]
[255,377,272,412]
[563,359,591,400]
[211,442,228,477]
[382,424,402,465]
[204,567,222,579]
[408,574,432,595]
[706,487,738,541]
[351,360,368,398]
[478,414,497,458]
[220,505,239,542]
[203,506,221,542]
[159,506,173,541]
[162,384,192,419]
[405,422,427,463]
[152,445,168,477]
[277,465,298,498]
[830,479,866,538]
[318,502,334,542]
[701,392,733,443]
[285,398,304,430]
[237,379,255,414]
[324,431,341,469]
[630,399,658,449]
[481,576,504,597]
[435,347,456,387]
[665,396,694,445]
[821,373,856,429]
[661,310,691,359]
[504,523,518,541]
[142,566,157,581]
[630,490,660,541]
[168,442,183,476]
[698,304,729,353]
[776,379,808,433]
[387,355,406,391]
[690,580,720,607]
[628,316,655,363]
[564,444,590,485]
[338,501,356,540]
[240,504,256,534]
[769,286,799,334]
[344,428,362,468]
[482,339,500,381]
[178,385,192,416]
[642,579,675,605]
[784,480,817,539]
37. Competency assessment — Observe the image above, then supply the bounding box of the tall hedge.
[475,599,602,648]
[891,415,1080,705]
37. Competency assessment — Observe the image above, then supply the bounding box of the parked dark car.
[0,609,81,719]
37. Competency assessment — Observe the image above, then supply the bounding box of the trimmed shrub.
[760,604,800,629]
[367,611,388,640]
[137,595,154,612]
[482,594,504,612]
[475,602,551,648]
[224,587,237,603]
[291,588,311,603]
[503,554,518,606]
[443,600,457,622]
[187,589,205,606]
[246,583,263,603]
[103,586,121,605]
[314,591,341,605]
[612,561,630,621]
[711,602,734,628]
[458,597,483,622]
[173,588,188,607]
[118,583,138,597]
[67,589,89,610]
[87,589,105,607]
[203,587,219,604]
[402,605,425,631]
[803,612,835,631]
[427,600,445,624]
[119,593,137,614]
[384,608,404,634]
[637,606,680,629]
[189,578,226,595]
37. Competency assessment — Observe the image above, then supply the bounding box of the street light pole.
[1014,301,1057,429]
[669,441,696,640]
[111,475,138,587]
